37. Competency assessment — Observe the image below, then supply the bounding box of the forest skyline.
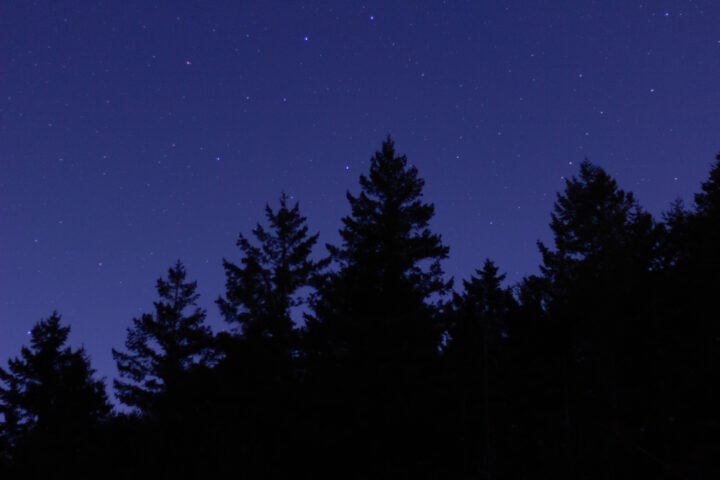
[3,138,719,389]
[3,134,719,391]
[3,2,719,393]
[2,136,719,477]
[3,3,719,475]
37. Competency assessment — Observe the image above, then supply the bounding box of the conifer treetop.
[329,136,449,298]
[113,261,214,412]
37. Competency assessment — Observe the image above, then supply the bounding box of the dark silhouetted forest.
[2,137,719,478]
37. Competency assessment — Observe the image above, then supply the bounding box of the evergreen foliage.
[535,160,666,476]
[211,193,325,476]
[306,136,450,366]
[300,136,451,476]
[694,153,720,217]
[112,261,214,415]
[218,192,323,349]
[444,259,517,477]
[0,313,110,474]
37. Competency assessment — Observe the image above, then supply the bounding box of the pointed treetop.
[156,260,200,311]
[330,136,449,298]
[27,310,69,353]
[218,191,322,343]
[0,312,110,438]
[542,160,650,263]
[304,137,450,364]
[457,259,512,314]
[113,261,214,413]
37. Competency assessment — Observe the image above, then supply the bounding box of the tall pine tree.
[302,136,450,477]
[113,261,215,416]
[444,260,517,477]
[306,136,450,368]
[538,160,660,476]
[218,192,323,354]
[213,193,323,477]
[0,313,110,472]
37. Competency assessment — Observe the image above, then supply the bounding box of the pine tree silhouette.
[0,312,110,474]
[444,259,516,477]
[218,192,323,356]
[537,160,661,477]
[306,135,450,368]
[113,261,215,416]
[302,136,451,476]
[213,193,324,477]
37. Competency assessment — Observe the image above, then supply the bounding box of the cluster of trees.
[1,137,719,478]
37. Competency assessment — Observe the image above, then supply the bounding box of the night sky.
[2,1,719,390]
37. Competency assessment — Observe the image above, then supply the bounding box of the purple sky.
[2,1,719,391]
